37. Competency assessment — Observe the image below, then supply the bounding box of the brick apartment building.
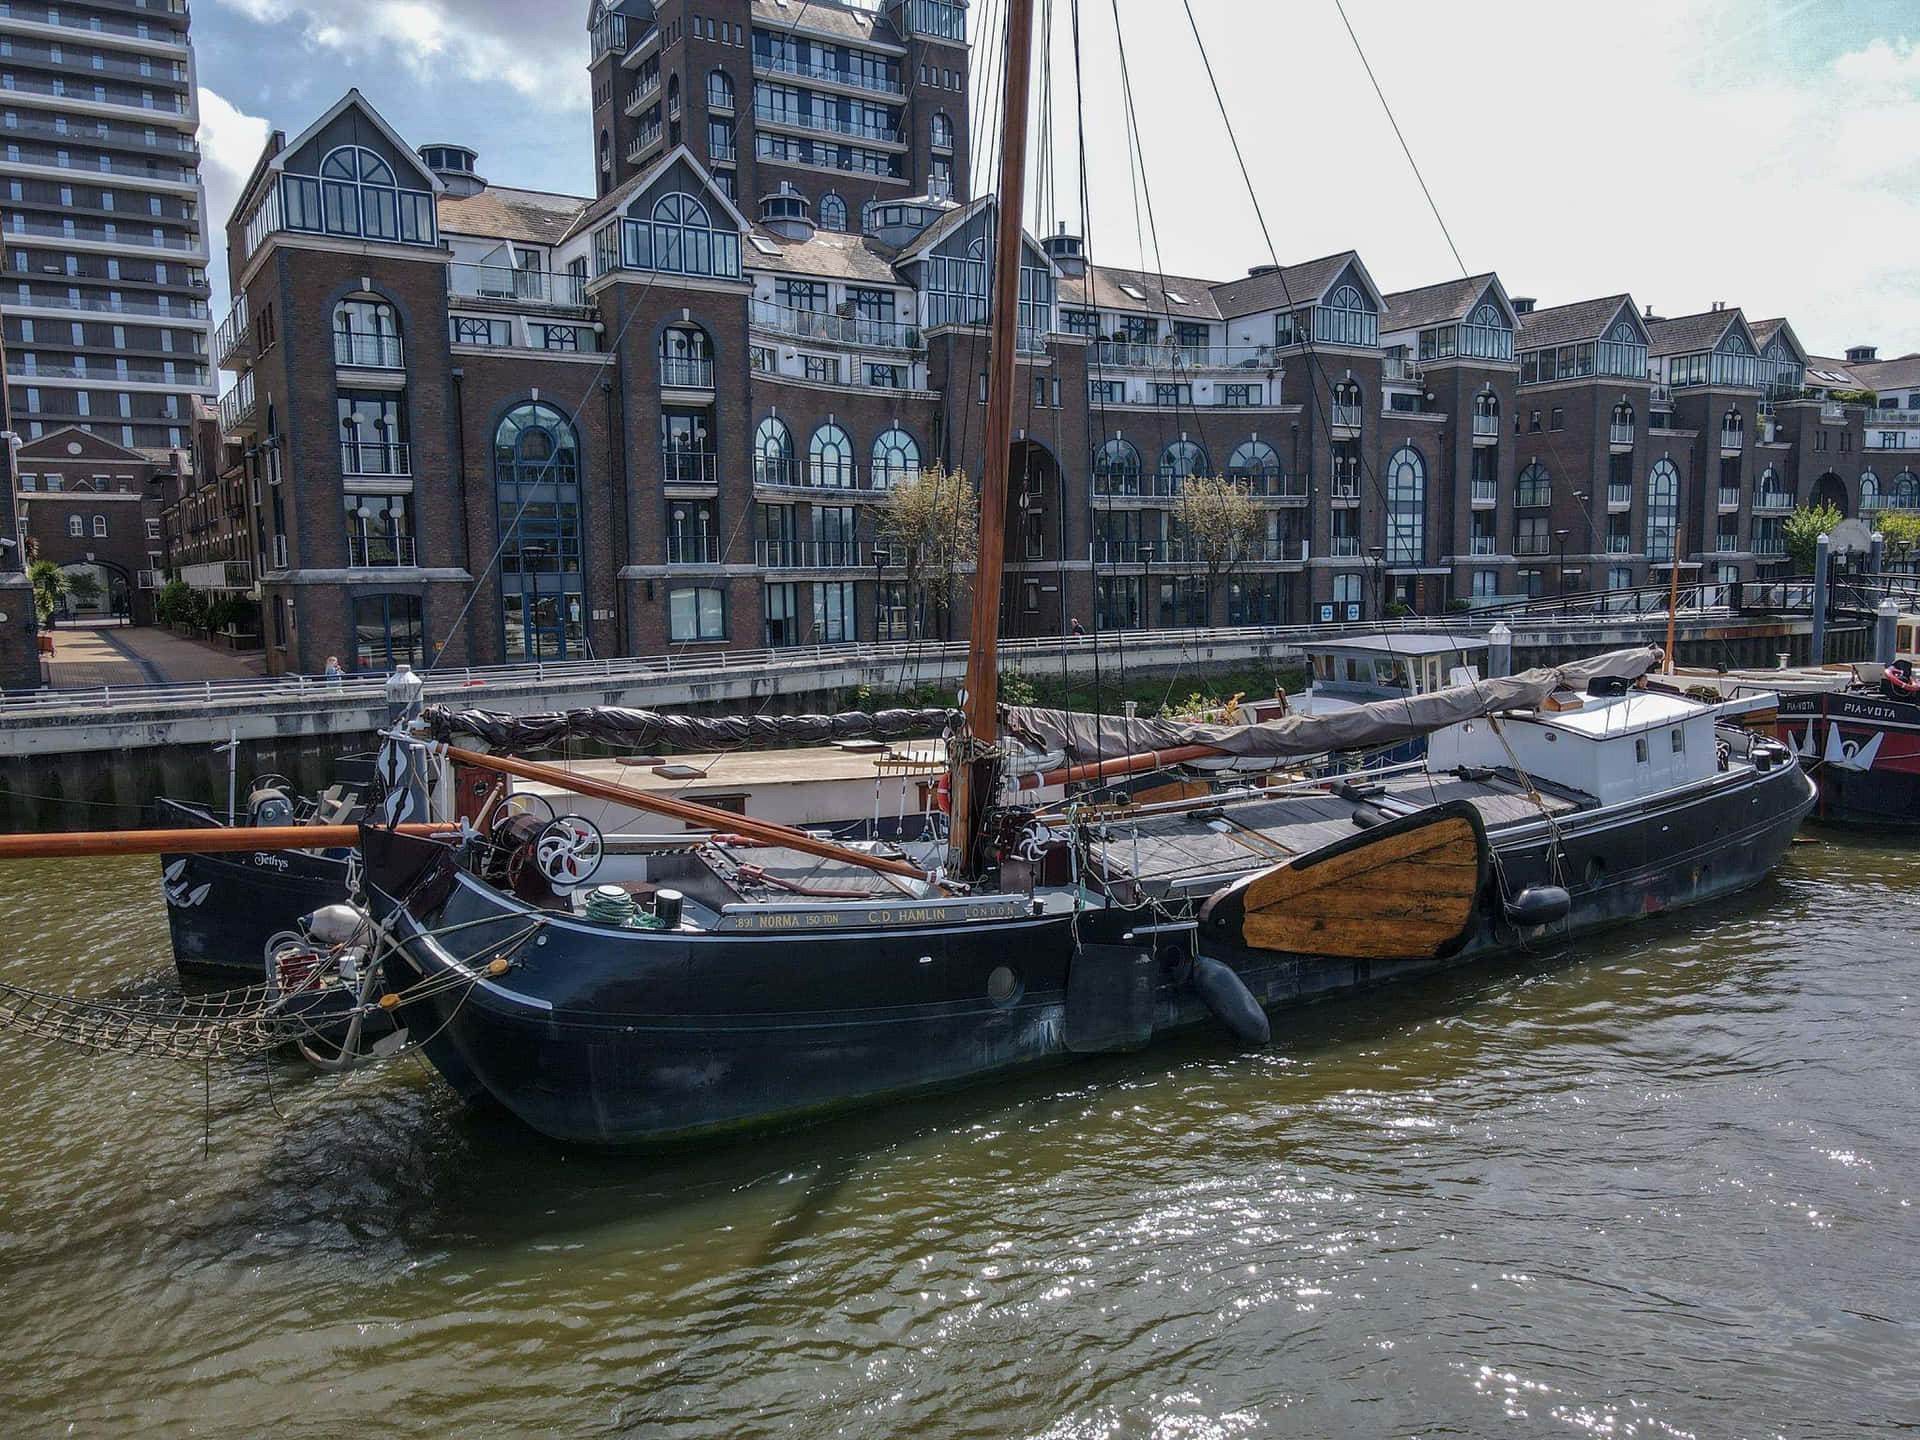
[11,424,167,623]
[187,0,1913,678]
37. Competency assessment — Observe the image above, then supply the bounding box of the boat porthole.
[987,965,1022,1007]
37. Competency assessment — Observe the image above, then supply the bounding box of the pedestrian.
[324,654,343,686]
[1070,616,1085,637]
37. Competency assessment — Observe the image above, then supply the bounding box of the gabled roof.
[439,185,591,247]
[561,143,752,241]
[747,225,904,285]
[1647,307,1747,357]
[1208,250,1378,319]
[1061,264,1225,321]
[749,0,900,47]
[268,89,442,195]
[17,425,152,463]
[1749,317,1809,364]
[1515,294,1640,352]
[1379,273,1507,333]
[889,194,1059,277]
[1853,352,1920,392]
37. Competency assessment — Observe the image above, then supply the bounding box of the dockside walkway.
[41,622,264,689]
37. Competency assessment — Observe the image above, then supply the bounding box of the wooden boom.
[444,746,939,884]
[0,823,460,860]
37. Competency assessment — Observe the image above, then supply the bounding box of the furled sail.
[418,705,963,753]
[1001,647,1662,762]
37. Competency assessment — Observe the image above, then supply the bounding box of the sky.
[193,0,1920,359]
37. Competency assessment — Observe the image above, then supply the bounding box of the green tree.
[873,464,978,639]
[27,559,67,626]
[1875,511,1920,569]
[1783,502,1844,573]
[1172,475,1268,624]
[64,571,101,606]
[155,578,191,627]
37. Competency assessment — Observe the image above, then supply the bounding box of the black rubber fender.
[1506,884,1571,928]
[1191,954,1271,1048]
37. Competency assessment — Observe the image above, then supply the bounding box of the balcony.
[752,51,905,98]
[1752,535,1787,558]
[1720,427,1744,453]
[1712,535,1743,555]
[662,449,719,488]
[756,539,867,569]
[1609,422,1635,449]
[335,332,405,370]
[750,299,920,351]
[1329,403,1363,433]
[660,356,715,390]
[1330,474,1361,504]
[710,133,738,164]
[449,262,589,309]
[9,361,203,387]
[1470,479,1497,506]
[753,104,902,146]
[1382,354,1423,384]
[214,293,251,368]
[666,535,719,565]
[627,127,664,164]
[1514,537,1553,557]
[1088,340,1274,372]
[1608,482,1634,510]
[1239,477,1310,503]
[5,217,202,254]
[1469,535,1498,556]
[1752,488,1795,514]
[1328,536,1361,558]
[3,290,208,320]
[624,74,661,116]
[1094,475,1186,499]
[1606,534,1632,555]
[1718,485,1741,511]
[347,534,417,568]
[340,441,412,477]
[1471,414,1500,443]
[218,371,256,432]
[1245,539,1310,564]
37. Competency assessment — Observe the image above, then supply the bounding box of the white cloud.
[210,0,587,113]
[197,87,271,309]
[1049,0,1920,356]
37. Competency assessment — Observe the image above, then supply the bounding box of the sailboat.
[342,0,1815,1146]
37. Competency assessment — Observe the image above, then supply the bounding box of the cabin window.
[1635,738,1649,763]
[1671,728,1685,753]
[1900,624,1914,652]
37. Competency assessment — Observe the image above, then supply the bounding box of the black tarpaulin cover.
[419,705,964,753]
[999,647,1663,762]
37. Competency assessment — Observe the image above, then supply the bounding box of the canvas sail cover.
[1000,648,1663,762]
[418,705,963,753]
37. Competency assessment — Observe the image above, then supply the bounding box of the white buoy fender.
[1191,955,1271,1048]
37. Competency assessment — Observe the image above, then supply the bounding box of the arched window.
[818,193,847,231]
[1723,407,1744,443]
[1612,399,1634,429]
[754,416,794,485]
[1861,470,1881,513]
[659,323,712,388]
[320,145,402,241]
[66,515,83,537]
[1515,461,1551,508]
[333,295,401,369]
[1645,458,1680,561]
[1894,469,1920,511]
[92,514,107,536]
[1322,283,1374,346]
[1332,378,1362,413]
[1386,444,1425,564]
[599,129,612,174]
[1158,439,1209,492]
[1226,439,1280,495]
[1756,465,1790,506]
[630,191,741,278]
[871,426,919,488]
[931,112,954,150]
[810,422,855,489]
[494,402,585,661]
[1094,437,1141,496]
[1473,391,1499,421]
[706,68,734,111]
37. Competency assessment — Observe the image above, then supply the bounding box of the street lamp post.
[1554,527,1571,605]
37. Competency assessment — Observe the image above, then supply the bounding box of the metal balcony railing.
[667,535,719,565]
[6,217,200,252]
[1329,536,1361,558]
[1606,534,1631,555]
[6,291,208,319]
[1718,486,1742,510]
[1469,535,1498,556]
[347,534,416,568]
[1470,479,1497,505]
[1752,488,1795,513]
[1329,403,1363,430]
[1752,536,1787,557]
[1330,474,1361,502]
[662,449,718,487]
[214,292,250,366]
[1720,428,1744,452]
[340,441,412,477]
[660,355,715,388]
[750,299,920,351]
[1088,340,1274,371]
[1514,537,1553,557]
[449,262,589,308]
[1608,483,1634,509]
[218,371,256,432]
[756,539,866,568]
[752,51,904,97]
[1472,414,1501,439]
[1609,423,1636,447]
[334,332,405,369]
[753,104,901,145]
[1381,354,1423,383]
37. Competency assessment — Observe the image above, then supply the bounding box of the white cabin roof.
[1528,689,1707,740]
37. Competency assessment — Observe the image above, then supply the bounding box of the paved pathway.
[41,622,265,688]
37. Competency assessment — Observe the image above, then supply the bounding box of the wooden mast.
[949,0,1037,876]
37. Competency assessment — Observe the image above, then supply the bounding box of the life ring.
[934,773,952,814]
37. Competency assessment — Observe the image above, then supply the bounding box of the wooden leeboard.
[1199,802,1488,961]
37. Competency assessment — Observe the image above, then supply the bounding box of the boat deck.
[1088,770,1582,898]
